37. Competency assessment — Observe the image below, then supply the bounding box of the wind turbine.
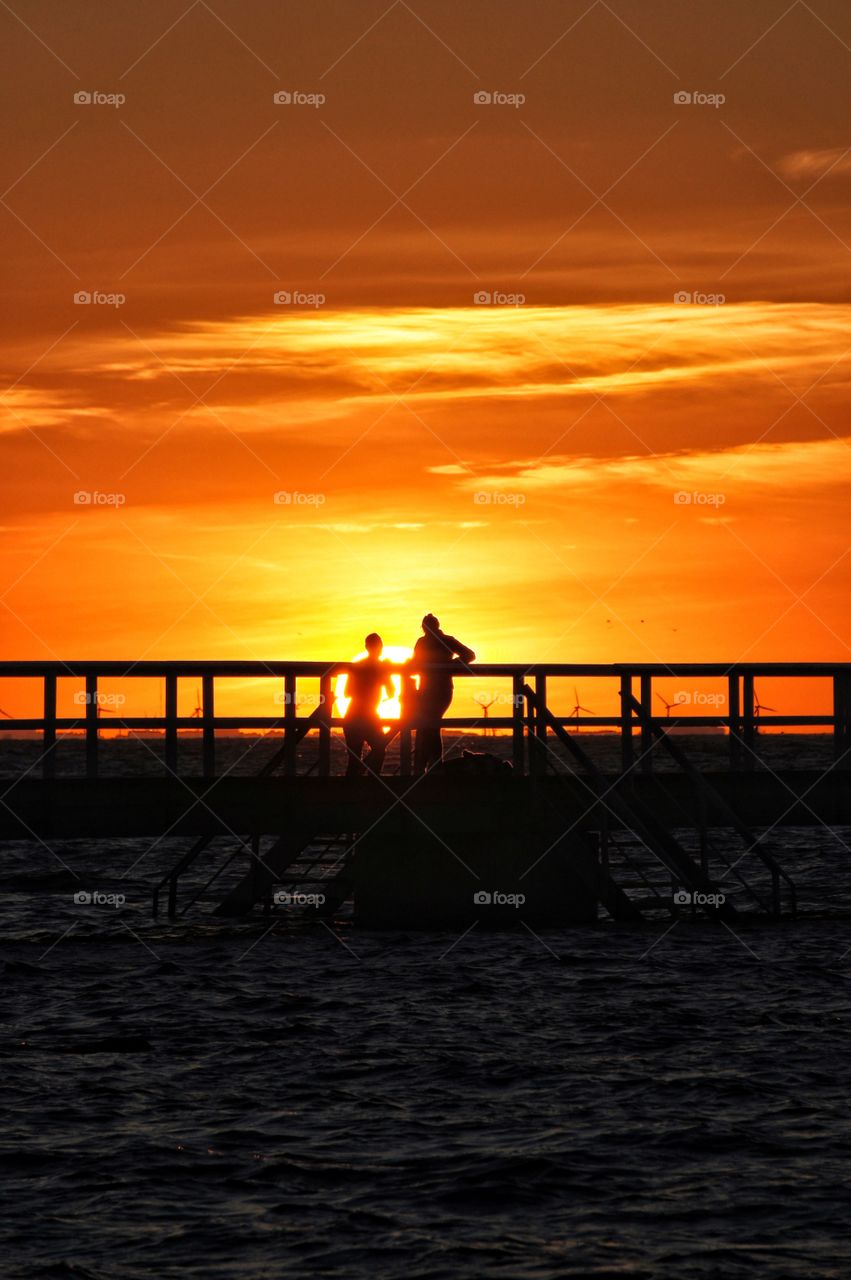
[190,686,202,719]
[0,708,12,719]
[570,687,594,727]
[753,685,776,735]
[473,692,496,737]
[656,692,682,719]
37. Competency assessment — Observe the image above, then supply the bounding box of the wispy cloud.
[778,147,851,181]
[460,437,851,495]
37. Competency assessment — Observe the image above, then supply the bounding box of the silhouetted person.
[410,614,475,772]
[343,633,394,778]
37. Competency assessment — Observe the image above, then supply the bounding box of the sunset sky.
[2,0,851,715]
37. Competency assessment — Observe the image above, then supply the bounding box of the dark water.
[3,739,851,1278]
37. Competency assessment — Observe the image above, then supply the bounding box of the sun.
[334,645,413,722]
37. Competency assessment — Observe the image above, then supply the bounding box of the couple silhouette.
[343,614,475,777]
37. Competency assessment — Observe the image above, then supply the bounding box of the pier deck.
[1,771,849,841]
[1,661,848,924]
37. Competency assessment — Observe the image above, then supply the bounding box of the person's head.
[422,613,440,636]
[364,632,383,656]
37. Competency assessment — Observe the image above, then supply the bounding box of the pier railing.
[1,661,849,778]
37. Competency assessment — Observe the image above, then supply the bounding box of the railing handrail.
[2,658,849,780]
[2,660,851,676]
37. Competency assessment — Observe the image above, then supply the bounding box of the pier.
[1,661,849,926]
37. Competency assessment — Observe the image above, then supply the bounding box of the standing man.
[343,633,394,777]
[410,614,475,772]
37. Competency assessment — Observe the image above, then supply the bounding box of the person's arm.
[444,635,475,665]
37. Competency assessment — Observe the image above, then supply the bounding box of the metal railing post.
[85,673,98,778]
[742,673,755,770]
[640,673,653,774]
[620,673,634,775]
[284,671,297,774]
[202,673,215,778]
[43,673,57,779]
[728,673,741,770]
[319,672,332,776]
[164,672,178,775]
[535,671,548,768]
[512,673,525,773]
[834,672,851,766]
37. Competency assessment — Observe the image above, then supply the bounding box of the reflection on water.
[2,737,850,1278]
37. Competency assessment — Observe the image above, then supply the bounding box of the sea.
[2,734,850,1279]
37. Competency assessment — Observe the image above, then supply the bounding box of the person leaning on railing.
[408,614,475,772]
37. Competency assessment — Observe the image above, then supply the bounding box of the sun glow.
[334,645,413,721]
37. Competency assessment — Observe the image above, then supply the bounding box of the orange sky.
[2,0,851,707]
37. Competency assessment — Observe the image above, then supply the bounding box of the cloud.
[11,303,849,435]
[778,148,851,181]
[459,436,851,496]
